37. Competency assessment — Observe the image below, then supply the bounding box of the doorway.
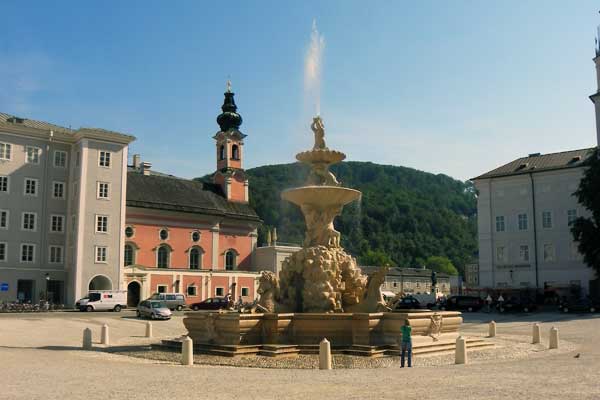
[17,280,35,303]
[127,281,141,307]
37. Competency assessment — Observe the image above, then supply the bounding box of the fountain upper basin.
[281,186,361,208]
[296,149,346,165]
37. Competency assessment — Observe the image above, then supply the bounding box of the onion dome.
[216,81,243,132]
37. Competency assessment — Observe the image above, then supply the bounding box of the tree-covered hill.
[241,161,477,275]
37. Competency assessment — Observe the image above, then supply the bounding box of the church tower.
[213,82,249,202]
[590,26,600,147]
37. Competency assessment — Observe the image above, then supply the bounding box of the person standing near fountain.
[400,319,412,368]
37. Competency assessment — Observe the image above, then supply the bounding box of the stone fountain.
[179,117,466,358]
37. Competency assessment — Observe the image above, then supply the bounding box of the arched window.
[157,245,170,268]
[189,248,201,270]
[225,250,236,271]
[219,145,225,160]
[231,144,239,160]
[124,244,134,266]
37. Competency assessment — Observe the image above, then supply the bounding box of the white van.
[79,290,127,312]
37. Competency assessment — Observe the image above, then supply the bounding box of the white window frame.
[215,287,224,297]
[95,215,109,233]
[188,247,203,270]
[519,245,529,262]
[0,209,8,230]
[187,285,198,297]
[25,146,41,165]
[159,228,169,241]
[50,214,65,233]
[95,246,108,263]
[495,216,505,232]
[567,209,577,226]
[98,151,111,168]
[52,181,65,200]
[21,212,37,232]
[241,287,249,297]
[53,150,68,168]
[543,243,556,262]
[0,175,8,193]
[48,245,64,264]
[542,211,553,229]
[20,243,36,263]
[157,284,168,294]
[97,181,110,200]
[517,213,528,231]
[0,142,12,160]
[156,245,170,268]
[23,178,39,197]
[0,242,7,262]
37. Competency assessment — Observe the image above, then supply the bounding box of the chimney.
[133,154,141,169]
[141,161,152,176]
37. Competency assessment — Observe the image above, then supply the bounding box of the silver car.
[137,300,172,320]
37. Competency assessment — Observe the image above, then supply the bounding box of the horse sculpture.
[254,271,280,313]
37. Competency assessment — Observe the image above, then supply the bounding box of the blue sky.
[1,1,599,181]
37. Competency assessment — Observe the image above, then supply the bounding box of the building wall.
[253,245,302,276]
[475,167,595,293]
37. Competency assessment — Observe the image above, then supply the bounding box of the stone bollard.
[145,321,153,338]
[455,336,467,365]
[82,328,92,350]
[488,321,496,338]
[532,323,541,344]
[549,327,559,349]
[181,336,193,366]
[101,324,109,346]
[319,338,332,370]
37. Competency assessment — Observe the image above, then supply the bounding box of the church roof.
[472,147,596,180]
[126,171,259,222]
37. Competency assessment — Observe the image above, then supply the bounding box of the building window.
[157,245,169,268]
[159,229,169,240]
[22,212,36,231]
[0,176,8,193]
[24,178,38,196]
[97,182,110,199]
[52,181,65,199]
[241,287,249,297]
[96,215,108,233]
[542,211,553,229]
[125,226,135,238]
[495,216,505,232]
[231,144,239,160]
[225,250,236,270]
[26,146,40,164]
[496,246,506,263]
[543,243,555,262]
[99,151,111,167]
[20,244,35,263]
[519,245,529,262]
[567,209,577,226]
[95,246,108,263]
[219,145,225,160]
[49,246,63,264]
[53,151,67,168]
[518,214,528,231]
[189,248,201,270]
[191,231,200,242]
[124,244,135,266]
[0,210,8,229]
[0,143,11,160]
[0,242,6,262]
[215,287,224,297]
[50,215,65,233]
[157,285,167,294]
[187,286,197,297]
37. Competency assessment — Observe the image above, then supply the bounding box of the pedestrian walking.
[400,319,412,368]
[486,294,492,313]
[497,294,505,312]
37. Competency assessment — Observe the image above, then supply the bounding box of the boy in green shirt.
[400,319,412,368]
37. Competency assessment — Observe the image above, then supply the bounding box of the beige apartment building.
[0,113,135,305]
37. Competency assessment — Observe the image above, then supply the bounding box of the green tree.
[572,149,600,275]
[425,256,458,276]
[359,249,396,267]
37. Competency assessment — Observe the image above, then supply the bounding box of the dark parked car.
[190,297,230,311]
[560,298,599,313]
[394,296,424,310]
[498,297,536,313]
[440,296,484,312]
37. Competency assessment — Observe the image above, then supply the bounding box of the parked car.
[190,297,230,311]
[79,290,127,312]
[393,296,424,310]
[439,296,484,312]
[560,298,599,313]
[75,296,88,309]
[498,297,537,313]
[137,300,172,320]
[147,293,186,311]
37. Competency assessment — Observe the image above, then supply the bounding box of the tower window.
[219,145,225,161]
[231,144,239,160]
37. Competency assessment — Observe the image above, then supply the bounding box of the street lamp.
[45,273,50,302]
